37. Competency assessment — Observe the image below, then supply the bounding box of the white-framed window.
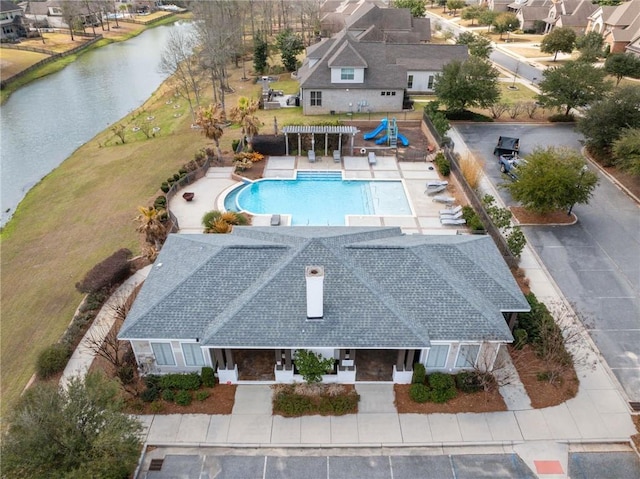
[455,344,480,368]
[426,344,449,368]
[151,342,176,366]
[341,68,355,80]
[407,75,414,89]
[310,91,322,106]
[182,343,206,367]
[427,75,435,89]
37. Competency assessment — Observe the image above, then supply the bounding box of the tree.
[60,0,79,41]
[540,27,576,62]
[423,101,450,139]
[503,147,598,214]
[434,57,500,112]
[253,30,268,75]
[537,61,611,116]
[276,28,304,72]
[294,349,335,383]
[202,210,250,234]
[159,28,202,122]
[575,31,604,63]
[612,128,640,176]
[492,12,518,40]
[456,31,492,59]
[576,85,640,157]
[461,5,485,26]
[391,0,426,18]
[229,96,262,151]
[478,8,498,31]
[195,104,226,160]
[446,0,466,15]
[604,52,640,86]
[135,206,167,249]
[1,373,142,479]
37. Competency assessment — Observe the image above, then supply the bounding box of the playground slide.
[375,133,410,146]
[363,118,388,140]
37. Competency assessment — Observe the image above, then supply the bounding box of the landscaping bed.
[394,384,506,414]
[124,384,236,415]
[510,206,575,225]
[272,383,359,417]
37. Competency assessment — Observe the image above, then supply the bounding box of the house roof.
[299,31,468,89]
[327,41,368,67]
[120,228,526,348]
[1,0,21,13]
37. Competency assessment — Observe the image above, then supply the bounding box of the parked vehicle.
[498,153,525,180]
[493,136,520,157]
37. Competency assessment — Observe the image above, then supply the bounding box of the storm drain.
[149,459,164,471]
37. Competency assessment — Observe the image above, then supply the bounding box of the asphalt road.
[454,123,640,404]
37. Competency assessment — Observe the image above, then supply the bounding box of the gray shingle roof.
[327,41,368,67]
[120,228,527,348]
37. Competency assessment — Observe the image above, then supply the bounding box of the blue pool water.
[224,171,411,225]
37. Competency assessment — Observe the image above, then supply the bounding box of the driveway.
[454,123,640,404]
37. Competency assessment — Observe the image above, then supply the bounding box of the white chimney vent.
[305,266,324,319]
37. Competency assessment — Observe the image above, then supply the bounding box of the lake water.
[0,21,193,226]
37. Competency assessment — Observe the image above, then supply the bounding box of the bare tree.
[159,28,202,122]
[60,0,79,41]
[489,102,509,119]
[524,101,539,119]
[508,101,524,119]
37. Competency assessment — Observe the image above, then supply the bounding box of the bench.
[333,150,341,163]
[368,152,376,165]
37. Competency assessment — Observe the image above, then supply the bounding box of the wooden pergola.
[282,125,360,156]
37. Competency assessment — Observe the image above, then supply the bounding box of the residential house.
[119,227,529,384]
[507,0,551,33]
[542,0,597,34]
[587,1,640,55]
[487,0,514,13]
[1,0,24,41]
[297,30,468,115]
[320,0,389,38]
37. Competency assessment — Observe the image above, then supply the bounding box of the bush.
[195,390,210,401]
[461,206,485,231]
[409,383,431,403]
[117,364,135,385]
[232,139,241,152]
[153,195,167,210]
[411,363,426,384]
[36,343,71,379]
[150,401,164,413]
[513,328,528,349]
[160,182,170,193]
[455,371,483,393]
[143,374,162,390]
[201,367,216,387]
[159,373,202,391]
[434,152,450,176]
[548,113,575,122]
[273,393,314,415]
[318,394,359,415]
[175,390,192,406]
[427,372,457,403]
[75,248,133,294]
[161,389,176,402]
[140,386,159,403]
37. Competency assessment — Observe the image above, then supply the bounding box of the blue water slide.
[397,132,410,146]
[375,135,388,145]
[363,118,388,140]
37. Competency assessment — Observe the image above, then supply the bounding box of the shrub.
[140,386,159,403]
[434,152,450,176]
[427,372,457,403]
[455,371,483,393]
[411,363,426,384]
[232,139,241,152]
[195,390,210,401]
[161,389,176,402]
[293,349,335,383]
[175,390,192,406]
[548,113,575,122]
[513,328,528,349]
[75,248,133,294]
[143,374,162,390]
[153,196,167,210]
[318,394,359,415]
[537,371,551,382]
[459,156,482,190]
[409,383,431,403]
[36,343,71,379]
[201,367,216,387]
[160,182,170,193]
[150,401,164,413]
[461,206,484,231]
[159,373,202,391]
[117,364,135,385]
[273,393,313,416]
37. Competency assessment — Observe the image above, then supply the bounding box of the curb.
[582,147,640,206]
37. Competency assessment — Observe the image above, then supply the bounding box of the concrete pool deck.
[168,155,460,235]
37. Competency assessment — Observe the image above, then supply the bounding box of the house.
[1,0,24,41]
[507,0,551,33]
[542,0,597,34]
[297,31,468,115]
[320,0,392,38]
[119,227,530,384]
[487,0,514,13]
[587,1,640,55]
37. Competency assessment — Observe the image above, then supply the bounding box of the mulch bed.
[509,345,579,409]
[394,384,507,414]
[125,384,237,415]
[510,206,575,225]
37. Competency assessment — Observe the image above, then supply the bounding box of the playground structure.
[363,118,410,147]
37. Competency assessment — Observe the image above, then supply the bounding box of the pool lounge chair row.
[439,204,465,226]
[308,151,343,163]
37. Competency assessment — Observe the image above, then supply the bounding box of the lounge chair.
[440,211,463,220]
[368,152,376,165]
[432,195,455,204]
[441,218,466,226]
[425,184,447,195]
[426,180,448,187]
[333,150,341,163]
[270,214,281,226]
[308,151,316,163]
[439,205,462,216]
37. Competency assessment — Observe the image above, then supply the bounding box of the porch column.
[324,132,328,156]
[396,350,406,372]
[349,133,355,155]
[311,133,315,153]
[507,312,518,331]
[338,133,342,153]
[298,133,301,156]
[285,133,289,155]
[224,348,235,370]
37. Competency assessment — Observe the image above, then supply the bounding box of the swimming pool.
[224,171,412,225]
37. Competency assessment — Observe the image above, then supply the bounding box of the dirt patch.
[394,384,507,414]
[510,206,575,225]
[602,164,640,200]
[510,345,579,409]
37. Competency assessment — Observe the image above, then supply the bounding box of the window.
[310,91,322,107]
[392,91,396,96]
[407,75,414,89]
[182,343,205,367]
[341,68,355,80]
[427,75,434,90]
[151,342,176,366]
[426,345,449,368]
[455,344,480,368]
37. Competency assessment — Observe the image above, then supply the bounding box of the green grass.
[269,79,300,95]
[498,82,538,103]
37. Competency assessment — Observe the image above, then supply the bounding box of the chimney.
[305,266,324,319]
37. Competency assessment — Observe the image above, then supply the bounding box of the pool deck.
[169,155,460,235]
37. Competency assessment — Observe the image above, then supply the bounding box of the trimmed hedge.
[201,367,216,387]
[411,363,426,384]
[159,373,202,391]
[409,383,431,403]
[36,343,71,379]
[272,386,359,416]
[75,248,133,294]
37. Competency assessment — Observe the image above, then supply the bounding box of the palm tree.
[202,210,250,233]
[135,206,167,249]
[195,104,226,160]
[229,97,262,151]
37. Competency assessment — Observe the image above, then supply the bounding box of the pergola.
[282,125,360,156]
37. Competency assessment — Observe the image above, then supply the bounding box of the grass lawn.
[0,48,49,80]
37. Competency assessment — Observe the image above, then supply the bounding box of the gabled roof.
[327,41,368,67]
[1,0,21,13]
[120,228,527,348]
